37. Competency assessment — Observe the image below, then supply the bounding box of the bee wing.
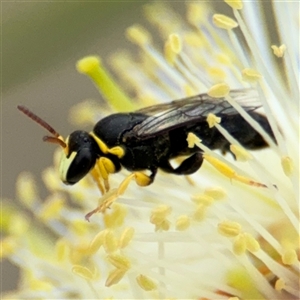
[131,89,261,139]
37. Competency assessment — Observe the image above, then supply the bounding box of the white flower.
[2,1,298,299]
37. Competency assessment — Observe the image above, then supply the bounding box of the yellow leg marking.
[203,154,267,188]
[134,172,152,186]
[90,168,105,195]
[107,146,124,158]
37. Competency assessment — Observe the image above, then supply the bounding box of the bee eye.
[59,148,97,185]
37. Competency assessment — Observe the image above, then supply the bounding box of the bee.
[18,89,274,218]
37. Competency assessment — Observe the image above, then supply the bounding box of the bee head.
[17,105,99,185]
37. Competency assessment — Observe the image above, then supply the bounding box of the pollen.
[119,227,135,249]
[136,274,157,291]
[281,155,294,177]
[275,278,285,291]
[218,220,242,237]
[241,68,262,82]
[193,203,207,222]
[230,145,252,161]
[187,132,202,148]
[103,230,119,254]
[244,232,260,252]
[224,0,243,10]
[186,3,207,26]
[191,194,214,206]
[103,203,127,229]
[213,14,238,30]
[233,234,247,255]
[16,172,39,208]
[175,215,191,231]
[207,83,230,98]
[271,44,286,58]
[126,25,152,47]
[106,254,131,270]
[164,39,178,65]
[207,113,221,128]
[72,265,98,280]
[282,248,298,265]
[76,56,101,75]
[38,194,65,221]
[88,230,105,255]
[55,238,70,262]
[204,187,227,200]
[150,205,172,225]
[105,268,126,287]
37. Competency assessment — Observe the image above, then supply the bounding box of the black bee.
[18,89,274,195]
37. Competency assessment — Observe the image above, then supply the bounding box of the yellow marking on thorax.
[89,132,125,158]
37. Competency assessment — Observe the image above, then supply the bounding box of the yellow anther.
[126,25,152,46]
[72,265,97,280]
[187,132,202,148]
[175,215,191,231]
[193,203,207,222]
[77,56,134,112]
[207,83,230,98]
[16,172,39,208]
[213,14,238,30]
[233,234,247,255]
[184,32,204,47]
[207,113,221,128]
[88,230,106,255]
[0,237,18,258]
[169,33,182,54]
[8,214,29,236]
[218,220,242,237]
[39,194,65,221]
[204,187,227,200]
[271,44,286,58]
[224,0,243,10]
[76,56,101,75]
[103,203,127,229]
[150,205,172,225]
[282,248,298,265]
[107,254,131,270]
[119,227,135,249]
[191,194,214,206]
[55,239,70,262]
[230,145,252,161]
[29,279,53,291]
[103,230,119,254]
[164,40,178,65]
[281,156,294,177]
[244,232,260,252]
[155,219,171,231]
[228,297,240,300]
[275,278,286,291]
[241,68,262,82]
[207,66,227,81]
[136,274,157,291]
[186,3,207,25]
[105,268,126,287]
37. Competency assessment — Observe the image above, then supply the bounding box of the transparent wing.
[131,89,261,139]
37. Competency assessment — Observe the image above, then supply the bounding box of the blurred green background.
[2,1,156,292]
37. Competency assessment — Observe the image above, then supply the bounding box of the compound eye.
[59,148,96,185]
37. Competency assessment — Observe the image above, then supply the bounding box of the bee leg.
[161,152,204,175]
[85,168,158,220]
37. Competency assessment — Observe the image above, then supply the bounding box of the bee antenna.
[17,105,60,138]
[43,136,67,148]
